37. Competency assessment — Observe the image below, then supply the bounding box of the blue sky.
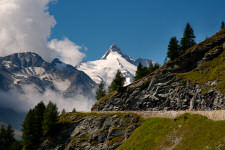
[49,0,225,64]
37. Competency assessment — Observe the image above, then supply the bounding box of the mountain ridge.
[0,52,96,96]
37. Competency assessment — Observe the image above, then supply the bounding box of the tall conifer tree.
[180,23,196,54]
[0,125,16,150]
[134,63,144,81]
[221,21,225,30]
[42,101,59,137]
[167,36,180,60]
[95,81,106,100]
[33,101,46,143]
[22,109,36,149]
[108,70,125,92]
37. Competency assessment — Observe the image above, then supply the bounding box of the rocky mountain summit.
[0,52,96,97]
[92,29,225,111]
[77,44,157,86]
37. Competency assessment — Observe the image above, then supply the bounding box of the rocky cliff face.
[39,113,142,150]
[92,29,225,111]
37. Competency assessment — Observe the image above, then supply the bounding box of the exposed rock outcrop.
[92,29,225,111]
[39,113,142,150]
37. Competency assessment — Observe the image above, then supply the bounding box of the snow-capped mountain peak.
[101,44,123,60]
[77,44,158,87]
[109,44,121,52]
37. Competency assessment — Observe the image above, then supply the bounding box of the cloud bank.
[0,84,95,112]
[0,0,86,66]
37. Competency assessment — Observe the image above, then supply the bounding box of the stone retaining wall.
[97,110,225,121]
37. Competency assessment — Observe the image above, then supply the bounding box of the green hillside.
[118,114,225,150]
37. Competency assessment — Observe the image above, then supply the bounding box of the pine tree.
[0,124,16,150]
[42,101,59,137]
[22,102,46,149]
[167,36,180,60]
[95,81,106,100]
[0,125,7,150]
[5,125,15,146]
[134,63,143,81]
[72,108,76,113]
[108,70,125,92]
[221,21,225,30]
[180,23,196,54]
[33,101,46,144]
[134,63,159,81]
[148,63,160,73]
[134,63,149,81]
[61,109,66,114]
[22,109,36,149]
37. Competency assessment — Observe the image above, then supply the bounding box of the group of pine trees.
[134,63,159,81]
[22,101,59,149]
[95,70,125,100]
[167,21,225,61]
[0,124,21,150]
[167,23,196,61]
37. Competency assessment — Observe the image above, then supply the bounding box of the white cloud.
[0,0,91,112]
[0,84,96,112]
[48,38,86,65]
[0,0,86,66]
[0,0,56,61]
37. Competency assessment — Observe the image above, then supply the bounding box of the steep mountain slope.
[77,44,157,86]
[39,112,142,150]
[0,52,96,97]
[92,29,225,111]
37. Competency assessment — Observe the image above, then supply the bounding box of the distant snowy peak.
[100,44,157,67]
[101,44,123,59]
[77,44,159,87]
[101,44,135,64]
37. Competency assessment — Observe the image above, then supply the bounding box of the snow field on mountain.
[77,50,137,87]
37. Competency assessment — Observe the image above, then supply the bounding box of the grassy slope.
[118,114,225,150]
[58,112,142,124]
[91,91,117,110]
[178,44,225,94]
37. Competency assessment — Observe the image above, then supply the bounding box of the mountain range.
[0,45,157,130]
